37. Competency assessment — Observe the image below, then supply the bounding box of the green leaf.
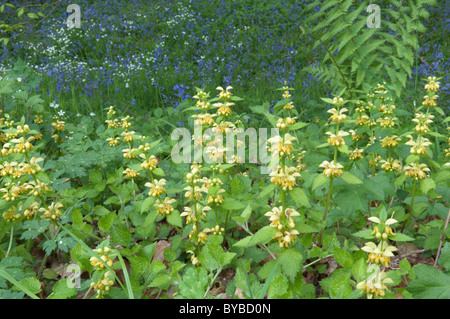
[407,264,450,299]
[390,233,415,242]
[268,273,289,298]
[312,174,328,191]
[257,183,276,199]
[15,277,41,296]
[240,204,252,222]
[290,187,310,208]
[98,212,116,232]
[141,196,155,213]
[47,279,77,299]
[149,274,171,289]
[222,198,246,210]
[351,258,367,283]
[334,248,353,269]
[352,229,375,240]
[339,172,363,184]
[250,226,277,246]
[166,210,182,227]
[231,175,245,194]
[0,268,39,299]
[163,248,176,262]
[198,242,223,271]
[278,248,303,281]
[89,169,103,184]
[110,224,131,246]
[177,267,208,299]
[420,178,436,194]
[220,252,237,267]
[438,243,450,271]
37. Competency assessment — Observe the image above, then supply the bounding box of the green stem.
[402,179,417,233]
[37,254,48,280]
[5,225,14,257]
[318,176,334,246]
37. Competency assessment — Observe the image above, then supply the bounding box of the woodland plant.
[0,67,449,300]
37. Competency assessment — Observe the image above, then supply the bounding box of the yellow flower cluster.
[269,165,301,191]
[357,215,397,298]
[90,271,115,299]
[90,246,116,270]
[180,163,213,246]
[265,206,300,248]
[356,266,393,299]
[319,160,344,178]
[39,202,63,220]
[0,121,57,222]
[264,86,305,248]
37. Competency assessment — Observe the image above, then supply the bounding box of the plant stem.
[402,179,417,233]
[5,225,14,257]
[434,207,450,268]
[318,176,334,246]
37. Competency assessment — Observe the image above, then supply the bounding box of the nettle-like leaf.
[278,248,303,282]
[407,264,450,299]
[177,267,209,299]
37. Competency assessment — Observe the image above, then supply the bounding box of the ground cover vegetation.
[0,0,449,299]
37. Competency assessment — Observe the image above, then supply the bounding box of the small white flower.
[58,110,65,116]
[90,112,96,116]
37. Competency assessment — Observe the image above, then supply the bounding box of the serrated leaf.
[290,187,310,208]
[334,248,353,269]
[312,174,328,191]
[14,277,41,296]
[351,258,367,282]
[390,233,415,242]
[177,267,208,299]
[222,198,246,210]
[166,210,182,227]
[339,172,363,184]
[110,224,131,246]
[278,248,303,281]
[438,243,450,271]
[420,178,436,194]
[407,264,450,299]
[47,279,77,299]
[98,212,116,232]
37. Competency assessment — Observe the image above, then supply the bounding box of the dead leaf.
[151,240,171,263]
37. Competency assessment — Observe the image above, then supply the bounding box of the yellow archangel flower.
[356,266,393,299]
[412,113,434,134]
[404,162,430,180]
[405,135,432,155]
[327,108,347,124]
[269,165,301,190]
[216,86,233,99]
[424,77,440,93]
[326,130,349,147]
[215,101,234,117]
[146,179,167,197]
[362,241,397,267]
[267,133,296,157]
[380,159,402,172]
[349,148,364,160]
[154,197,176,215]
[319,160,344,178]
[381,135,400,149]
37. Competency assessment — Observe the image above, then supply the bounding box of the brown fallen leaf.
[151,240,171,263]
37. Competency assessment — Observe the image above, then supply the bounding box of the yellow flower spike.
[154,197,176,215]
[326,130,349,147]
[319,160,344,178]
[145,179,167,197]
